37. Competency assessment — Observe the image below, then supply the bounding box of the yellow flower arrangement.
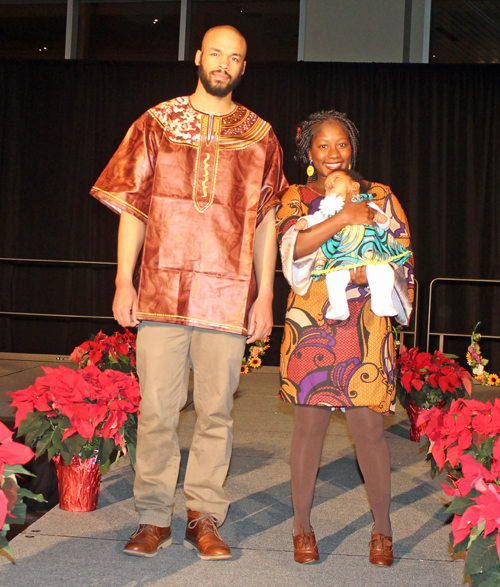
[241,340,270,374]
[466,322,499,386]
[489,373,500,386]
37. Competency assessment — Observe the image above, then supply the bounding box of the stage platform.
[3,357,497,586]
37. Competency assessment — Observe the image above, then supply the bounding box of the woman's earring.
[348,163,352,170]
[306,160,315,177]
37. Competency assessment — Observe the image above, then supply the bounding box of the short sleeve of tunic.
[90,112,163,223]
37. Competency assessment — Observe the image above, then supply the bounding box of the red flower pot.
[53,455,101,512]
[405,401,429,442]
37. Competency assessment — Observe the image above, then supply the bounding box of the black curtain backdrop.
[1,60,499,368]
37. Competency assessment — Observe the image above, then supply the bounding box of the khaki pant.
[134,321,247,527]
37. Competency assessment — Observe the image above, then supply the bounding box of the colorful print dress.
[277,183,414,413]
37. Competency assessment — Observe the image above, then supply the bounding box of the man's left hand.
[246,294,273,344]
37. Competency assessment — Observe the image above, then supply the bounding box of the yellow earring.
[306,160,315,177]
[348,163,352,170]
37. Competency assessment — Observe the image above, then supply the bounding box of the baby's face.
[324,171,356,198]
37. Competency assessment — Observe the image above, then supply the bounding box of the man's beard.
[197,63,242,97]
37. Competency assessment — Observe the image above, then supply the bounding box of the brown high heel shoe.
[369,532,394,566]
[293,525,319,564]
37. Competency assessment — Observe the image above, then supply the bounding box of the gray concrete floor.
[2,356,497,586]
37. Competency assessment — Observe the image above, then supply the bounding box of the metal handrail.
[426,277,500,352]
[0,256,283,324]
[0,257,117,265]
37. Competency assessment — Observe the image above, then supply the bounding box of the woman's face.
[308,120,352,182]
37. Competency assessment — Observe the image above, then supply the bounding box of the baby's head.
[324,169,364,199]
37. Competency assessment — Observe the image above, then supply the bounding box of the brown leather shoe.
[183,510,232,560]
[293,525,319,564]
[123,524,172,557]
[369,532,394,566]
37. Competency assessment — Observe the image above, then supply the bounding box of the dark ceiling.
[430,0,500,63]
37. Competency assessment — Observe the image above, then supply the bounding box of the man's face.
[324,170,357,198]
[195,28,247,98]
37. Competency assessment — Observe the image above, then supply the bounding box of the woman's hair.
[295,110,360,168]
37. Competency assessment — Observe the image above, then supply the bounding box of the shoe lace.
[187,514,222,539]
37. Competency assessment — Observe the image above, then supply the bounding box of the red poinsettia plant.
[418,398,500,586]
[69,329,137,374]
[396,346,472,410]
[0,421,43,563]
[8,365,140,475]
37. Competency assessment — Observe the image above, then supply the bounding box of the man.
[91,25,287,560]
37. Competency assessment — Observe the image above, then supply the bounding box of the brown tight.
[290,405,392,536]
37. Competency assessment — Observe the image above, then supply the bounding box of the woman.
[276,110,414,566]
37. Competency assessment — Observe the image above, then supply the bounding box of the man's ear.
[195,50,202,66]
[241,61,247,75]
[352,181,360,192]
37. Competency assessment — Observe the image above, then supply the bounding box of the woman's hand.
[339,198,376,226]
[349,266,368,286]
[294,199,376,260]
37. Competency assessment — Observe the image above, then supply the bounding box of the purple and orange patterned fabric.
[276,183,414,414]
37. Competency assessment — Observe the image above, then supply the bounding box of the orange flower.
[489,373,499,386]
[241,364,249,375]
[249,357,262,369]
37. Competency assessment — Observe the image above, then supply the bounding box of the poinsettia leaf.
[464,532,498,576]
[98,438,115,466]
[450,531,469,553]
[99,458,111,475]
[3,464,34,477]
[23,418,50,447]
[0,543,14,564]
[6,500,27,526]
[16,487,45,502]
[127,443,136,470]
[419,435,428,448]
[61,433,87,463]
[51,427,63,451]
[469,567,500,587]
[413,388,428,405]
[35,430,55,458]
[17,411,43,437]
[446,496,476,515]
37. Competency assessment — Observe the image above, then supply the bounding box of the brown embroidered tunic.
[91,97,287,335]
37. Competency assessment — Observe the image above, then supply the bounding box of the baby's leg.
[325,270,351,320]
[366,264,398,317]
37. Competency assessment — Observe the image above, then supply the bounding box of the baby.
[295,169,411,321]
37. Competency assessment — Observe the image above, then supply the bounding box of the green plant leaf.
[61,433,87,461]
[17,487,45,502]
[450,531,469,553]
[98,438,115,466]
[17,411,43,437]
[51,426,63,451]
[24,422,49,447]
[35,430,55,457]
[0,544,14,564]
[99,458,111,475]
[465,533,498,576]
[3,464,34,477]
[6,501,27,526]
[469,567,500,587]
[446,496,476,515]
[127,443,136,470]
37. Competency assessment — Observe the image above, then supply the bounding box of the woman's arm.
[294,198,376,260]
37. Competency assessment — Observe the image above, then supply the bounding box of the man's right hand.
[113,282,140,327]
